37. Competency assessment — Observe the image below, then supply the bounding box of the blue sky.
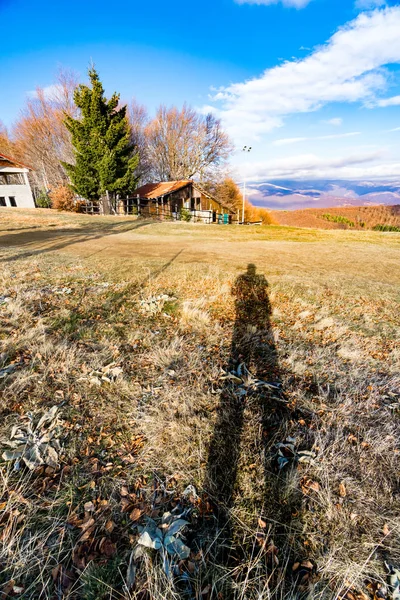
[1,0,400,183]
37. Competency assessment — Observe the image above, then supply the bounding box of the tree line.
[0,67,273,223]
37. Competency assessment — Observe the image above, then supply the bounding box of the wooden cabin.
[127,180,234,223]
[0,153,35,209]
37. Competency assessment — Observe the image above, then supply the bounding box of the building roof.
[133,179,235,213]
[0,152,32,170]
[133,180,192,199]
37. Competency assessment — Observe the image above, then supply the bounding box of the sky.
[1,0,400,183]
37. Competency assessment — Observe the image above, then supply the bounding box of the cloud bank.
[207,7,400,141]
[239,150,394,181]
[324,118,343,127]
[377,95,400,107]
[272,131,361,146]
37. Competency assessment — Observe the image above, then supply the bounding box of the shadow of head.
[247,263,257,276]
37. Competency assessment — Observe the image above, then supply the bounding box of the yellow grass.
[0,208,399,599]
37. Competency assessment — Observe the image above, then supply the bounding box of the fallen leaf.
[301,477,320,494]
[120,498,131,512]
[258,517,267,528]
[0,580,15,597]
[339,482,347,498]
[105,520,115,533]
[12,586,24,594]
[84,501,95,512]
[356,592,370,600]
[129,508,142,522]
[382,523,390,536]
[99,537,117,557]
[79,526,95,542]
[79,517,95,533]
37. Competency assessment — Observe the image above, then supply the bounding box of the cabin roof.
[0,152,32,170]
[133,180,192,199]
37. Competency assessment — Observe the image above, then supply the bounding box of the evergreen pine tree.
[62,68,139,207]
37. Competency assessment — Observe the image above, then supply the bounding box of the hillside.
[272,204,400,230]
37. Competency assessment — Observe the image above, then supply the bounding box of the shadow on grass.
[0,219,152,263]
[204,264,297,597]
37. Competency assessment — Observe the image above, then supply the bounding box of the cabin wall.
[0,168,35,208]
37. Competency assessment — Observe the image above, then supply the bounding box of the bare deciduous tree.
[12,68,79,192]
[0,121,14,156]
[128,99,151,185]
[145,104,232,181]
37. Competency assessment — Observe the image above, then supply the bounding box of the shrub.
[35,190,52,208]
[244,201,276,224]
[322,213,355,227]
[372,224,400,232]
[49,185,78,212]
[180,208,192,222]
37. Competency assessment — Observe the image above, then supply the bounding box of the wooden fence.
[80,196,234,224]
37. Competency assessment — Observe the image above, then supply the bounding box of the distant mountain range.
[248,180,400,210]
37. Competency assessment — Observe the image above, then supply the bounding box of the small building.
[0,152,35,209]
[128,180,234,223]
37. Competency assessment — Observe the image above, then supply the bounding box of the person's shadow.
[204,264,291,593]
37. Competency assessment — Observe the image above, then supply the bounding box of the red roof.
[0,152,32,170]
[133,180,192,199]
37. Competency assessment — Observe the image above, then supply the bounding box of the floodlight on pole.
[242,146,252,224]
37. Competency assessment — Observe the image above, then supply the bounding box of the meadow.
[0,208,399,600]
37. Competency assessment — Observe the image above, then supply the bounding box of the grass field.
[0,208,399,600]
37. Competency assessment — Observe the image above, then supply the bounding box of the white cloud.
[355,0,387,9]
[377,95,400,107]
[209,7,400,142]
[324,117,343,126]
[237,150,394,181]
[235,0,312,7]
[273,131,360,145]
[27,84,64,102]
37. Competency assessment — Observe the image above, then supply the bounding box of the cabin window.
[8,197,17,207]
[0,173,24,185]
[6,173,24,185]
[0,197,6,206]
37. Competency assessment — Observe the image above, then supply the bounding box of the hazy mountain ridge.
[249,180,400,210]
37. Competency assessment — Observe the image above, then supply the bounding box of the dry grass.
[0,209,399,599]
[272,204,400,230]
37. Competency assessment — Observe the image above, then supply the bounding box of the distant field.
[272,203,400,230]
[0,208,399,600]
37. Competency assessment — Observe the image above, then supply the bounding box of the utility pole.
[242,146,252,224]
